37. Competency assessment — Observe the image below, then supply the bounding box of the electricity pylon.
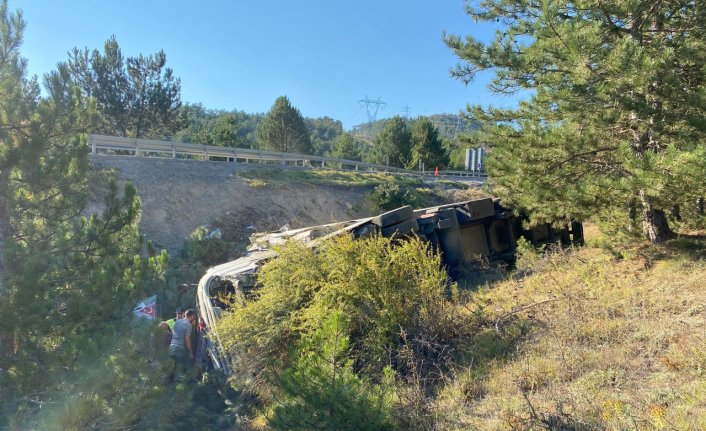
[358,95,386,137]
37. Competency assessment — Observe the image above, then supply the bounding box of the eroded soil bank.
[88,155,481,255]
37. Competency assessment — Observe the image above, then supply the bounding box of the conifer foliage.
[370,116,449,169]
[256,95,313,154]
[446,1,706,242]
[330,132,361,161]
[370,116,412,168]
[409,117,447,170]
[48,35,184,138]
[0,3,171,427]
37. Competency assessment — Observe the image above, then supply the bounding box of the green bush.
[514,237,544,275]
[27,323,233,431]
[368,181,421,211]
[268,311,395,430]
[216,234,463,428]
[182,226,231,266]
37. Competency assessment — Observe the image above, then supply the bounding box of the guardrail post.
[233,148,237,163]
[205,147,209,161]
[172,141,176,158]
[134,138,140,156]
[281,154,286,166]
[322,158,326,168]
[90,135,96,154]
[258,151,262,164]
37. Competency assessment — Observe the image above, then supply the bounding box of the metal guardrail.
[88,134,488,179]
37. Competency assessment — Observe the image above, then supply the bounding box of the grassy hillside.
[439,228,706,430]
[212,220,706,430]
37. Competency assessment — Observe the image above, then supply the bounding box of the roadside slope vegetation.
[216,230,706,430]
[442,235,706,430]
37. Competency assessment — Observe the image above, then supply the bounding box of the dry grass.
[236,165,427,187]
[437,231,706,430]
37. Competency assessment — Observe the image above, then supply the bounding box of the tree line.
[44,34,458,170]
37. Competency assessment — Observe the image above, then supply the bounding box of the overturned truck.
[196,198,583,374]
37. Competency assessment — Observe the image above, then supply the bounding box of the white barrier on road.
[88,134,488,180]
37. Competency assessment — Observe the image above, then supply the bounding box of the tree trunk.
[696,197,704,216]
[639,190,672,243]
[627,199,638,233]
[0,169,9,292]
[670,204,681,221]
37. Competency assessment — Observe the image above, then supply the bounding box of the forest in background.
[47,29,478,171]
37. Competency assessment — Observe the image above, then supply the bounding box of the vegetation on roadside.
[3,0,706,429]
[215,235,473,430]
[0,4,234,428]
[213,225,706,430]
[236,166,426,188]
[439,233,706,430]
[235,166,476,215]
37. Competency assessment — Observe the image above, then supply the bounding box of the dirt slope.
[88,155,384,254]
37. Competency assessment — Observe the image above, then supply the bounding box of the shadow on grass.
[666,233,706,260]
[619,232,706,267]
[452,259,514,291]
[451,259,538,373]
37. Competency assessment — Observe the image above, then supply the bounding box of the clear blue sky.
[16,0,517,130]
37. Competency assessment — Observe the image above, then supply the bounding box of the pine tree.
[48,35,184,138]
[0,3,163,425]
[306,116,344,156]
[370,116,411,168]
[331,132,360,161]
[269,312,394,431]
[408,117,448,170]
[446,1,706,242]
[256,95,312,153]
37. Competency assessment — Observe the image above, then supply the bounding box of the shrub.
[216,234,463,427]
[268,312,395,430]
[182,226,231,266]
[514,237,544,275]
[368,181,421,211]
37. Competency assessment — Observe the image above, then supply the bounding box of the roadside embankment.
[88,155,481,255]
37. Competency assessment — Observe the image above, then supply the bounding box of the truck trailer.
[195,198,584,374]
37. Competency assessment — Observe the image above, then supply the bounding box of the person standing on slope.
[169,309,195,377]
[159,307,185,347]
